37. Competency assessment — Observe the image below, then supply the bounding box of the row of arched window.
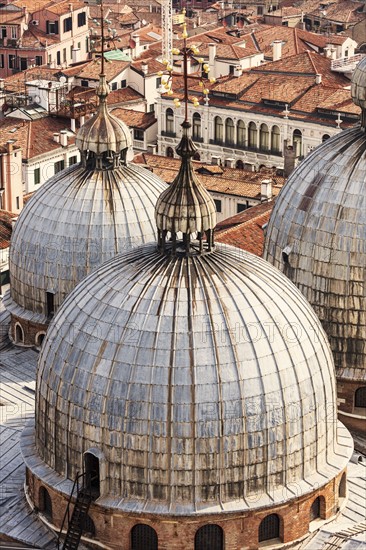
[165,110,333,158]
[38,479,347,549]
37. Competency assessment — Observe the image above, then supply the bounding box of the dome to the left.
[4,78,167,347]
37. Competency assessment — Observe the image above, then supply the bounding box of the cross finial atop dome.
[155,21,217,256]
[75,0,132,170]
[351,56,366,131]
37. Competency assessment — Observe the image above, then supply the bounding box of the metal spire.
[75,0,132,169]
[155,18,217,256]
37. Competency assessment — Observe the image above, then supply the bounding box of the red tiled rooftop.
[215,200,274,255]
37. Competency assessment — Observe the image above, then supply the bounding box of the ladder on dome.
[57,472,95,550]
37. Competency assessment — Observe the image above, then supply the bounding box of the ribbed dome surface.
[76,102,132,155]
[76,75,132,155]
[7,163,167,323]
[264,126,366,382]
[36,243,350,515]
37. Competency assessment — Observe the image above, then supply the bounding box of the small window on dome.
[131,524,158,550]
[39,487,53,520]
[195,524,224,550]
[355,387,366,408]
[259,514,281,542]
[46,292,55,319]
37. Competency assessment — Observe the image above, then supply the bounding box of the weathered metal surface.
[352,57,366,129]
[35,242,351,514]
[264,125,366,383]
[76,75,132,155]
[156,126,217,236]
[7,164,167,323]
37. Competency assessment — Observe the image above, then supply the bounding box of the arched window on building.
[248,122,257,148]
[236,159,244,169]
[192,112,201,140]
[195,524,224,550]
[214,116,223,143]
[322,134,330,142]
[39,487,53,520]
[355,387,366,408]
[260,123,269,151]
[193,152,201,161]
[165,108,174,134]
[15,323,24,344]
[225,118,235,145]
[271,125,281,152]
[237,120,245,147]
[166,147,174,158]
[293,129,302,157]
[310,496,323,521]
[131,524,158,550]
[258,514,281,543]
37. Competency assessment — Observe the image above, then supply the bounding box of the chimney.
[141,62,148,75]
[272,40,282,61]
[80,115,85,126]
[284,139,296,177]
[69,3,72,11]
[70,118,76,132]
[72,48,80,63]
[0,79,4,90]
[209,43,217,78]
[53,133,60,143]
[233,66,242,77]
[132,34,140,49]
[315,73,322,84]
[60,130,68,147]
[324,46,331,58]
[6,140,15,153]
[261,179,273,200]
[147,144,157,154]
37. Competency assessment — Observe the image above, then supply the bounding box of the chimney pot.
[272,39,282,61]
[60,130,68,147]
[315,73,322,84]
[261,178,273,200]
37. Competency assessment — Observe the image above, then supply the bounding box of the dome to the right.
[264,57,366,435]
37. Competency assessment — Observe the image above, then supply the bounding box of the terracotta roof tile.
[77,60,129,81]
[108,86,144,104]
[133,154,285,198]
[0,116,74,160]
[215,200,274,255]
[111,108,156,129]
[0,209,16,250]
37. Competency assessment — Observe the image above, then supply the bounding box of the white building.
[157,51,360,172]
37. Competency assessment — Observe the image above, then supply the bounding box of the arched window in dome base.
[195,524,224,550]
[81,514,96,537]
[131,524,158,550]
[339,472,346,499]
[39,486,53,520]
[35,332,46,347]
[14,322,24,344]
[84,452,100,499]
[354,387,366,409]
[166,147,174,158]
[258,514,281,543]
[310,496,325,522]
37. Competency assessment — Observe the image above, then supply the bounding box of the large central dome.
[36,242,350,513]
